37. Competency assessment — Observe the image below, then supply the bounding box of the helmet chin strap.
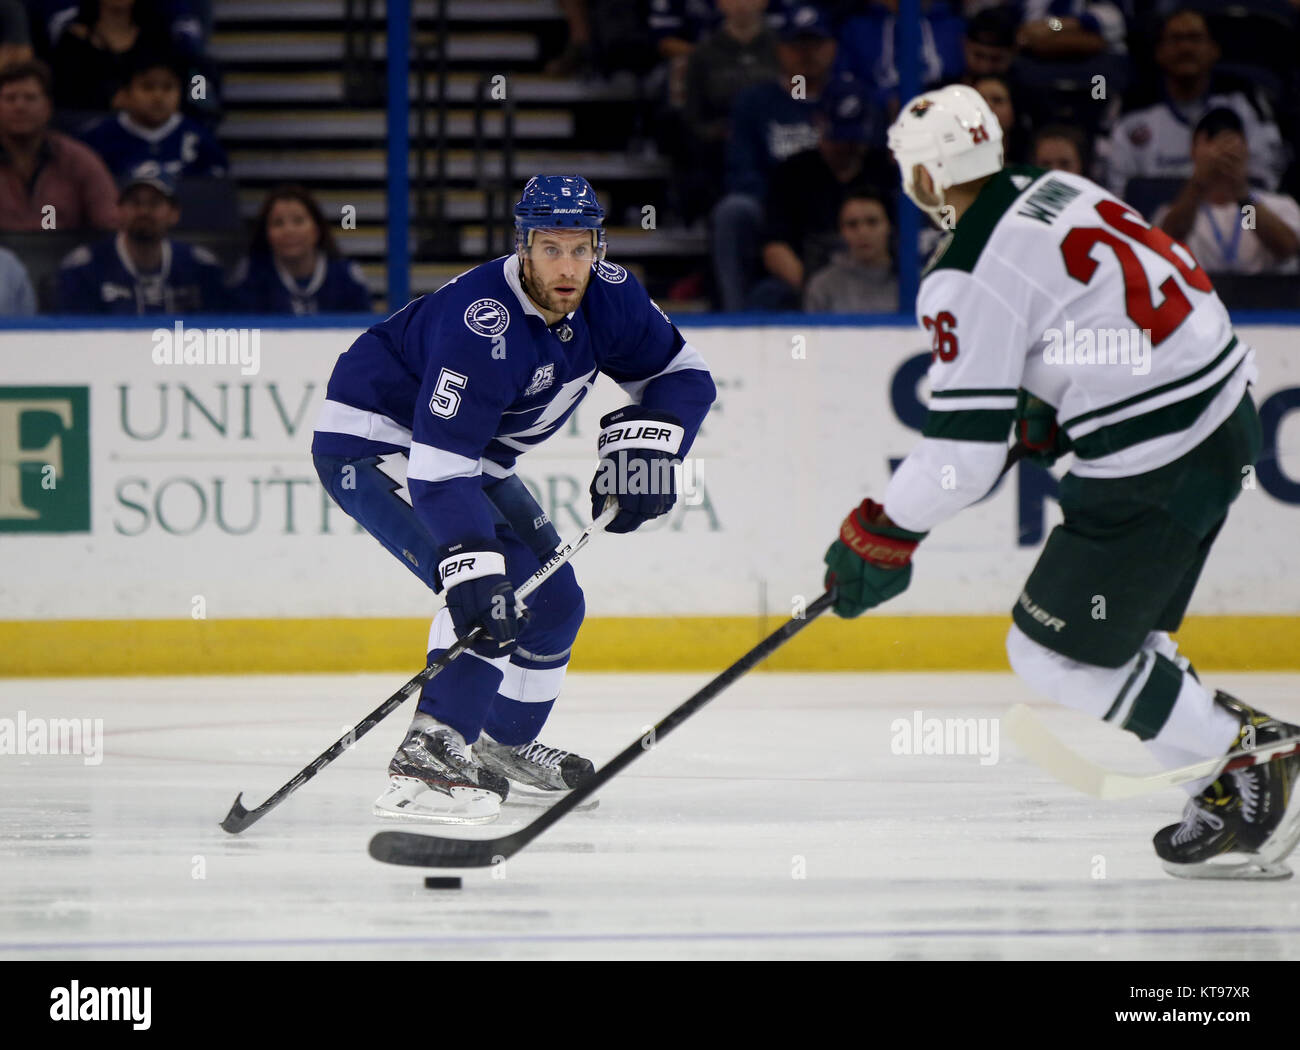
[904,168,950,229]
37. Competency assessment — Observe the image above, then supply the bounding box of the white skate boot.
[374,713,510,824]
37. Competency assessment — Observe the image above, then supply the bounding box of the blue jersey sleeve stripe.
[482,459,515,479]
[408,441,482,484]
[315,399,413,446]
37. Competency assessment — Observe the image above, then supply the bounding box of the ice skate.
[475,731,599,809]
[1154,693,1300,880]
[374,715,510,824]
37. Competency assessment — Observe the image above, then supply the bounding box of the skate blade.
[503,788,599,812]
[372,806,500,826]
[1254,774,1300,867]
[1162,858,1293,881]
[373,781,502,825]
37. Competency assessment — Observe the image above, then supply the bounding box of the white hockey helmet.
[887,84,1004,226]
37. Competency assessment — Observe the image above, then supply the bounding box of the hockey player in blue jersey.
[312,176,716,823]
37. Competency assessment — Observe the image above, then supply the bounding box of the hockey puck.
[424,876,462,890]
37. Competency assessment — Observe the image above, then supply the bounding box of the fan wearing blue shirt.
[56,172,225,314]
[312,176,716,824]
[79,55,227,181]
[229,185,372,315]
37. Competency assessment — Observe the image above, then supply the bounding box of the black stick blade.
[220,793,252,834]
[369,830,515,868]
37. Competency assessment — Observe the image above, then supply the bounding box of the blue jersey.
[311,254,716,548]
[229,254,373,315]
[79,112,229,180]
[56,234,226,314]
[725,81,820,198]
[837,4,965,112]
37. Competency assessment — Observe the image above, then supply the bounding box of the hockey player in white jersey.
[821,84,1300,879]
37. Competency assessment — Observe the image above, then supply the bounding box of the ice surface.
[3,672,1299,960]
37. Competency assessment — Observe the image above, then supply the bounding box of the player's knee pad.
[1006,623,1138,720]
[517,563,585,655]
[427,607,511,670]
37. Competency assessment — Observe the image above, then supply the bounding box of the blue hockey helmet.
[514,175,606,260]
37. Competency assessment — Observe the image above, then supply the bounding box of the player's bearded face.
[521,231,596,314]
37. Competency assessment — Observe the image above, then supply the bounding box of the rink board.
[1,320,1298,673]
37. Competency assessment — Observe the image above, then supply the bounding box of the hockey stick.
[369,589,839,867]
[219,501,621,834]
[369,443,1034,867]
[1006,703,1300,800]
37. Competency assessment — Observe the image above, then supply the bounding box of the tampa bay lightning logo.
[464,298,510,337]
[594,261,627,284]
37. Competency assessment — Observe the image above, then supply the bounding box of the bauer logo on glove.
[823,499,928,618]
[589,406,684,533]
[436,540,517,656]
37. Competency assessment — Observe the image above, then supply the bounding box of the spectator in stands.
[837,0,965,119]
[803,187,897,313]
[1105,9,1288,198]
[649,0,717,61]
[159,0,205,61]
[229,185,372,315]
[48,0,171,112]
[56,172,225,312]
[750,74,891,310]
[678,0,778,221]
[80,53,226,179]
[34,0,203,57]
[711,4,839,310]
[1012,0,1126,59]
[544,0,658,79]
[0,60,118,231]
[1155,108,1300,276]
[543,0,594,77]
[0,1,34,69]
[973,74,1029,164]
[959,6,1018,82]
[0,245,37,314]
[1031,122,1088,175]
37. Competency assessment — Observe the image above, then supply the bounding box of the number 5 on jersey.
[429,367,469,419]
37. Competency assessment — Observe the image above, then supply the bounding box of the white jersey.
[1104,93,1288,198]
[884,164,1254,533]
[1153,191,1300,276]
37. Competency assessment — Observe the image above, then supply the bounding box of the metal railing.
[342,0,383,106]
[472,72,517,258]
[415,3,519,260]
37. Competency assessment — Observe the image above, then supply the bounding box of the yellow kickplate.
[0,616,1295,676]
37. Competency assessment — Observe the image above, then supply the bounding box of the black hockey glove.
[588,406,684,533]
[436,540,518,657]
